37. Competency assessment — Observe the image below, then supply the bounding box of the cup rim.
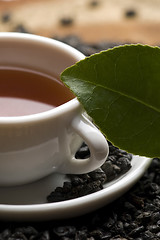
[0,32,85,123]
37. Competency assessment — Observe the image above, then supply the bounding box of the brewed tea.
[0,67,74,117]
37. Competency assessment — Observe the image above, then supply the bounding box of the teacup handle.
[59,114,109,174]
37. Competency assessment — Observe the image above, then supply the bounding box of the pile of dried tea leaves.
[47,141,132,202]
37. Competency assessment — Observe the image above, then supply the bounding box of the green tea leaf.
[61,44,160,158]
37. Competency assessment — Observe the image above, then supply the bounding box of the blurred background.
[0,0,160,47]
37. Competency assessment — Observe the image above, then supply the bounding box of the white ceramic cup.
[0,32,109,186]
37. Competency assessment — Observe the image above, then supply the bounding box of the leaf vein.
[77,79,160,114]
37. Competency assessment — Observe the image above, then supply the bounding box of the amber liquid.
[0,67,74,116]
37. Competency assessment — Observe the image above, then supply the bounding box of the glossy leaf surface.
[61,45,160,157]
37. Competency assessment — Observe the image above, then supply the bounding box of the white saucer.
[0,155,152,221]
